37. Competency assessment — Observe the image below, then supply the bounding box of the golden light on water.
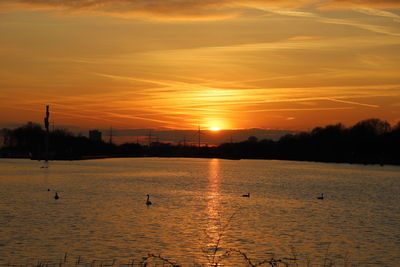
[206,159,221,250]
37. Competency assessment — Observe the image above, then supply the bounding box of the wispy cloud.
[1,77,398,129]
[88,72,394,112]
[319,17,400,36]
[2,0,399,21]
[0,0,299,20]
[145,34,400,59]
[323,0,400,9]
[327,98,379,108]
[257,6,400,37]
[241,107,354,113]
[355,7,400,21]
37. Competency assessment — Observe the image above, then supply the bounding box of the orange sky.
[0,0,399,131]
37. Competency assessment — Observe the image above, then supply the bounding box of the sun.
[210,126,220,131]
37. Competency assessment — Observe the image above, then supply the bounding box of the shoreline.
[0,155,398,166]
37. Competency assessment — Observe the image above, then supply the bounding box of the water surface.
[0,158,399,266]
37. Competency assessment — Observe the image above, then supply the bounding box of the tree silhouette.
[1,119,399,165]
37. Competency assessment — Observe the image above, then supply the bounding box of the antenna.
[109,127,113,144]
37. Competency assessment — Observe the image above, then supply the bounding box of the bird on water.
[146,194,152,205]
[242,193,250,197]
[54,192,59,200]
[317,193,324,200]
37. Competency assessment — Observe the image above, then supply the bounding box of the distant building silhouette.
[89,130,102,142]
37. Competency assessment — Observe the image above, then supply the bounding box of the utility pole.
[44,105,50,162]
[193,126,205,148]
[148,130,152,147]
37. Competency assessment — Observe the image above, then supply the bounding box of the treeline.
[0,122,142,160]
[1,118,400,165]
[217,118,400,165]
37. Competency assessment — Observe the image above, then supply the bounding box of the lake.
[0,158,399,266]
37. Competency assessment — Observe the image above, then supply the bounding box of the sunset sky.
[1,0,400,132]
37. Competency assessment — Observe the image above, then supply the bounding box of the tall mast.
[44,105,50,161]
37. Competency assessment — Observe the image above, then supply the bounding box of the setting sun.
[210,126,220,131]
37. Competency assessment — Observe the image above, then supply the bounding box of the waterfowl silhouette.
[242,193,250,197]
[54,192,59,200]
[146,194,152,206]
[317,193,324,200]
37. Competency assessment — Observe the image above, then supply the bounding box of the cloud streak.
[355,7,400,21]
[2,0,399,20]
[0,0,287,20]
[324,0,400,9]
[258,6,400,36]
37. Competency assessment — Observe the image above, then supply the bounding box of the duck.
[242,193,250,197]
[146,194,152,205]
[317,193,324,200]
[54,192,59,200]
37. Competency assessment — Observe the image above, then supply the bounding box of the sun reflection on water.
[206,159,221,234]
[204,159,223,263]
